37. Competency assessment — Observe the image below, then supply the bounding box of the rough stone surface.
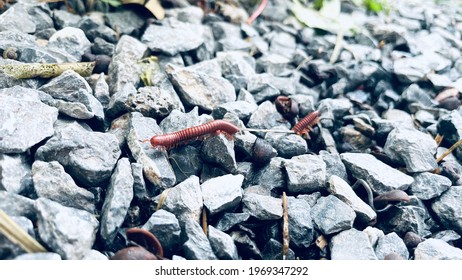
[182,218,217,260]
[201,174,243,215]
[242,192,283,220]
[375,232,409,260]
[35,198,99,260]
[99,158,134,246]
[414,239,462,260]
[142,209,181,257]
[284,154,326,193]
[431,186,462,235]
[409,172,451,200]
[208,225,239,260]
[312,195,356,235]
[341,153,414,194]
[330,229,378,260]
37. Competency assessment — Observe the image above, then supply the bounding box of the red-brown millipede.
[292,111,319,139]
[148,120,241,149]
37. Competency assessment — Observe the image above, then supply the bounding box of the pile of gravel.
[2,0,462,260]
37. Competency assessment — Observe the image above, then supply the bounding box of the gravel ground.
[2,0,462,260]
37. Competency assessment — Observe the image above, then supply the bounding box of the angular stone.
[105,10,145,36]
[214,213,251,232]
[0,154,32,195]
[126,112,176,189]
[341,153,414,194]
[252,157,286,191]
[265,127,307,158]
[375,232,409,260]
[384,127,438,172]
[99,158,134,246]
[414,239,462,260]
[35,120,121,188]
[166,65,236,111]
[284,154,326,193]
[208,225,239,260]
[0,3,36,33]
[0,216,34,259]
[32,161,95,213]
[182,218,217,260]
[35,198,99,260]
[201,174,243,215]
[409,172,451,200]
[39,70,104,120]
[431,186,462,235]
[329,175,376,224]
[47,27,91,60]
[142,209,181,257]
[437,111,462,162]
[142,18,204,56]
[330,228,377,260]
[247,101,291,138]
[0,87,58,153]
[0,191,36,221]
[242,192,283,220]
[312,195,356,235]
[159,176,203,222]
[261,238,296,260]
[320,151,348,182]
[108,35,148,93]
[286,197,314,248]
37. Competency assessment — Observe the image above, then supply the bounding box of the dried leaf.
[315,235,328,249]
[202,208,208,235]
[282,192,289,260]
[0,62,94,79]
[156,188,170,210]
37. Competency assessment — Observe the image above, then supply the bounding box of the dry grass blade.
[435,134,444,147]
[0,209,47,253]
[0,62,95,79]
[436,138,462,163]
[282,192,289,260]
[202,208,208,235]
[329,29,344,64]
[156,188,170,210]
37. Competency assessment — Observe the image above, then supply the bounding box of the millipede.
[292,111,320,139]
[147,120,241,149]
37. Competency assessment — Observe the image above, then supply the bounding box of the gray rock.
[328,175,376,224]
[269,32,296,59]
[93,73,110,109]
[165,6,204,24]
[166,64,236,111]
[126,112,176,189]
[107,113,130,150]
[142,209,181,257]
[214,213,251,232]
[142,18,204,56]
[32,161,95,213]
[35,120,121,188]
[131,162,149,200]
[320,151,348,182]
[201,174,243,215]
[341,152,414,194]
[159,176,203,222]
[92,37,115,56]
[252,157,286,191]
[105,10,145,36]
[414,238,462,260]
[378,203,432,237]
[256,53,291,76]
[394,52,452,83]
[431,185,462,235]
[39,70,104,121]
[35,198,99,260]
[0,154,32,194]
[99,158,134,246]
[0,3,36,33]
[312,195,356,235]
[261,238,296,260]
[14,252,62,260]
[330,228,378,260]
[375,232,409,260]
[246,73,281,103]
[216,51,255,89]
[0,87,58,153]
[432,230,461,244]
[265,126,308,158]
[363,226,385,248]
[409,172,451,200]
[248,101,291,138]
[212,101,258,122]
[108,35,147,93]
[208,225,239,260]
[437,110,462,162]
[169,145,203,183]
[53,9,81,29]
[286,197,314,248]
[284,154,326,193]
[47,27,91,60]
[242,192,283,220]
[201,133,237,173]
[0,191,36,220]
[384,126,438,172]
[81,250,108,260]
[230,230,262,259]
[182,218,217,260]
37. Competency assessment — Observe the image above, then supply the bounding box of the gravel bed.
[2,0,462,260]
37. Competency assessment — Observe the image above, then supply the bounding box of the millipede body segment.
[149,120,240,149]
[292,111,319,138]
